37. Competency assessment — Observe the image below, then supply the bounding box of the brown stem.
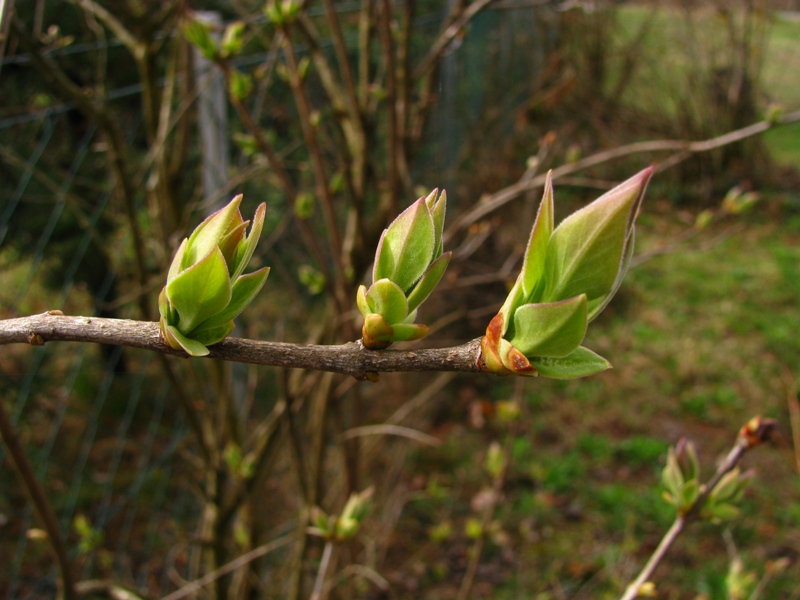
[282,32,348,311]
[445,108,800,242]
[0,313,487,381]
[0,398,76,600]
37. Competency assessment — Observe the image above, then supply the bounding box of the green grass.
[390,205,800,598]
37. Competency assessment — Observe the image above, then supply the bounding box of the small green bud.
[159,196,270,356]
[358,190,451,348]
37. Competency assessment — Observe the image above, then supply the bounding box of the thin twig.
[310,540,335,600]
[0,397,77,600]
[0,313,486,381]
[445,109,800,243]
[341,424,442,446]
[159,535,294,600]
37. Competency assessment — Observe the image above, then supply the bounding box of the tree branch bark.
[0,313,486,381]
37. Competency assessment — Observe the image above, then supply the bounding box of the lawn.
[381,200,800,598]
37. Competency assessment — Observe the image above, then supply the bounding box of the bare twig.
[0,398,77,600]
[446,109,800,243]
[159,535,294,600]
[341,424,442,447]
[0,312,485,380]
[310,540,334,600]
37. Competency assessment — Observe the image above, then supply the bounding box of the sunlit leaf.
[374,199,435,292]
[509,295,587,358]
[406,252,451,313]
[530,346,611,379]
[365,279,408,324]
[521,172,554,300]
[167,247,232,332]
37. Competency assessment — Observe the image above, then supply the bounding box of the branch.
[0,394,77,600]
[0,313,485,381]
[620,417,777,600]
[446,108,800,242]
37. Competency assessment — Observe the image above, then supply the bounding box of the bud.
[335,486,374,541]
[358,190,451,349]
[159,195,270,356]
[480,168,653,378]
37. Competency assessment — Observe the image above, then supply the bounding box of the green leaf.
[167,246,232,333]
[521,172,554,300]
[374,198,435,292]
[543,169,651,307]
[531,346,611,379]
[365,279,408,324]
[185,195,243,269]
[406,252,451,313]
[497,276,525,338]
[166,325,211,357]
[706,502,740,522]
[190,321,236,346]
[194,267,270,331]
[425,189,447,258]
[221,21,245,57]
[356,285,371,317]
[509,295,587,358]
[167,239,188,283]
[183,19,218,61]
[388,322,429,342]
[662,449,685,501]
[232,203,266,280]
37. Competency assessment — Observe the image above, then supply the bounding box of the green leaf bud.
[159,196,269,356]
[359,190,450,349]
[480,168,653,378]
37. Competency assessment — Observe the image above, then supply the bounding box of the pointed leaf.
[166,325,210,357]
[587,228,636,322]
[509,295,587,358]
[168,239,188,283]
[543,168,652,306]
[232,203,266,280]
[365,279,409,324]
[426,189,447,258]
[356,284,371,317]
[193,267,270,330]
[184,195,243,268]
[388,322,429,342]
[167,246,232,333]
[158,286,171,322]
[190,321,236,346]
[218,220,249,271]
[497,275,525,338]
[374,199,435,292]
[522,172,554,300]
[531,346,611,379]
[406,252,451,312]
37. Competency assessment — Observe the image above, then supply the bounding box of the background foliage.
[1,0,800,598]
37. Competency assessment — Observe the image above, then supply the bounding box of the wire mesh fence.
[0,3,555,597]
